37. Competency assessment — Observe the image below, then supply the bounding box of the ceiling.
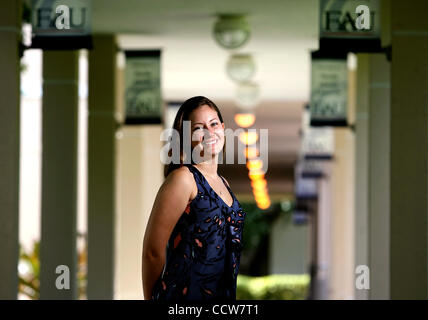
[91,0,320,197]
[93,0,320,102]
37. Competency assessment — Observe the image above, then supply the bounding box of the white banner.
[301,127,334,159]
[301,106,335,159]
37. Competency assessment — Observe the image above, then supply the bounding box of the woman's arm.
[142,167,196,300]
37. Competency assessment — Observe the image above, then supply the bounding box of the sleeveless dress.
[150,164,246,301]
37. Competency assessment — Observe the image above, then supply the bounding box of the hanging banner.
[292,210,309,225]
[310,58,348,126]
[300,160,325,179]
[320,0,380,39]
[295,176,318,200]
[319,0,382,52]
[294,161,319,199]
[124,50,162,125]
[301,105,335,159]
[301,128,334,160]
[293,191,310,225]
[31,0,92,49]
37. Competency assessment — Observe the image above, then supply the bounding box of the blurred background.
[1,0,427,300]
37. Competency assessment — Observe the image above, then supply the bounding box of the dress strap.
[183,164,204,189]
[218,174,230,189]
[218,173,237,205]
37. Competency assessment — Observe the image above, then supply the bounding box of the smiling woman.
[142,96,247,301]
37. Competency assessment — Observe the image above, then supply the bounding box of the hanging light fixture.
[226,53,255,82]
[235,81,260,110]
[213,14,251,50]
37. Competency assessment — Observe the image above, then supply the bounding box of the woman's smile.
[202,138,218,146]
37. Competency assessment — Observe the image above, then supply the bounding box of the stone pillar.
[330,128,355,299]
[115,125,164,299]
[315,169,333,300]
[40,51,79,299]
[0,0,21,300]
[368,54,390,299]
[354,53,390,299]
[390,0,428,299]
[87,35,118,299]
[354,54,370,300]
[330,63,356,299]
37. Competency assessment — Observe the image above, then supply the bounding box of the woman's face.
[189,105,225,160]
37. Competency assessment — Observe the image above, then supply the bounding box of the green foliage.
[18,239,87,299]
[242,206,266,251]
[18,242,40,299]
[239,201,295,276]
[236,274,310,300]
[240,202,280,253]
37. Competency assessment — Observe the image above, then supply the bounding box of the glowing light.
[239,131,258,145]
[251,179,267,189]
[248,170,264,180]
[256,198,269,205]
[255,197,268,205]
[246,159,263,171]
[244,147,259,159]
[234,113,255,128]
[253,189,267,198]
[244,147,270,210]
[257,200,271,210]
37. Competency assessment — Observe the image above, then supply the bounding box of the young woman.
[142,96,246,301]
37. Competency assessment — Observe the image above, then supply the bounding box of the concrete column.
[315,169,333,300]
[390,0,428,299]
[115,126,164,299]
[40,51,79,299]
[330,64,356,299]
[330,128,355,299]
[0,0,21,300]
[368,54,390,299]
[87,35,118,299]
[354,53,391,300]
[354,54,370,300]
[268,209,309,275]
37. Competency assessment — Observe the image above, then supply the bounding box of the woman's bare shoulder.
[164,166,197,200]
[167,166,193,182]
[164,166,196,193]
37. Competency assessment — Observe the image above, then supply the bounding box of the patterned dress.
[150,164,246,301]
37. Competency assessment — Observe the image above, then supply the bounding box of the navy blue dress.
[151,164,246,301]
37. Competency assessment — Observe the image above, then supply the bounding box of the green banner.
[31,0,92,49]
[320,0,380,39]
[310,58,348,126]
[124,50,162,125]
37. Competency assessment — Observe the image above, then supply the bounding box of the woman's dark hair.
[164,96,224,178]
